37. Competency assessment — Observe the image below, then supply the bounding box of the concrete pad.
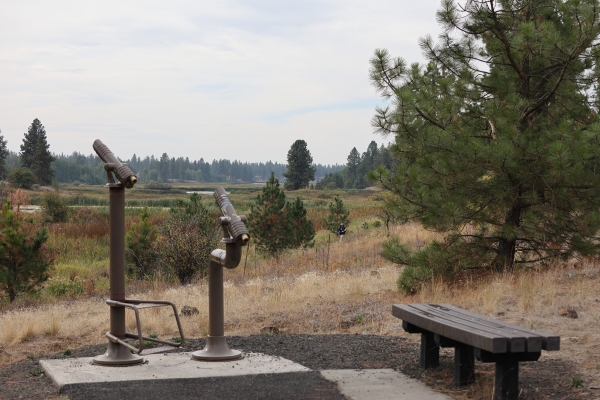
[320,369,451,400]
[40,352,310,388]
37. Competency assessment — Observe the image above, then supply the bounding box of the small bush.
[7,168,36,189]
[154,194,219,284]
[40,192,70,223]
[126,208,157,280]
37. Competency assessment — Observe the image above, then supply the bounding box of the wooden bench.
[392,303,560,400]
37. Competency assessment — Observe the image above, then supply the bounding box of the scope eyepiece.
[93,139,137,189]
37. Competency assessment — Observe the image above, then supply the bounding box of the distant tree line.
[316,141,395,189]
[47,153,344,185]
[2,119,397,187]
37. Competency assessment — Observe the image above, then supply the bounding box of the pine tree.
[126,207,158,280]
[369,0,600,291]
[283,140,316,190]
[158,153,170,182]
[323,195,350,233]
[345,148,360,188]
[0,202,52,302]
[20,119,55,185]
[249,173,292,256]
[287,197,315,248]
[0,130,9,179]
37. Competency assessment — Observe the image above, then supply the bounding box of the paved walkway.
[40,352,450,400]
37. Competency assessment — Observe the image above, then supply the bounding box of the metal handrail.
[105,299,185,354]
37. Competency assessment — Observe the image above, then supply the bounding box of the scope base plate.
[191,336,243,361]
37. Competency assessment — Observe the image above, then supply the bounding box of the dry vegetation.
[1,185,599,398]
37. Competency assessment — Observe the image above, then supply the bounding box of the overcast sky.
[0,0,440,164]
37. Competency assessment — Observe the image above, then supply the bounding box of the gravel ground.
[0,334,588,399]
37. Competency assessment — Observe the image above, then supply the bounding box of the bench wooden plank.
[414,304,527,353]
[439,304,559,351]
[426,304,541,352]
[393,304,507,353]
[396,304,523,353]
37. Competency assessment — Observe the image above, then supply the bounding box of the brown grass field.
[1,185,599,398]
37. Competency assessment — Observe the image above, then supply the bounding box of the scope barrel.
[214,187,249,245]
[93,139,137,189]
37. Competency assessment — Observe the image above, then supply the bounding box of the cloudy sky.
[0,0,440,164]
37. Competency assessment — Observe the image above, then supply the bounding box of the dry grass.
[1,221,600,398]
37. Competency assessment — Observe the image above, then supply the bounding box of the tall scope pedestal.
[93,184,144,366]
[191,259,242,361]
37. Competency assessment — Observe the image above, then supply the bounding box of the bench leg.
[420,331,439,368]
[454,344,475,386]
[494,360,518,400]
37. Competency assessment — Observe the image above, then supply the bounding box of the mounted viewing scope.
[191,187,249,361]
[93,139,137,189]
[214,187,250,246]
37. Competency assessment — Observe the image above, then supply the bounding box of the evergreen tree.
[323,195,350,233]
[369,0,600,291]
[283,140,316,190]
[345,147,360,188]
[158,153,170,182]
[249,173,292,256]
[20,119,55,185]
[315,172,344,189]
[0,130,9,179]
[0,202,52,303]
[126,207,157,280]
[287,197,315,248]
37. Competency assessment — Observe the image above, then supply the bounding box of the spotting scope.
[214,187,249,245]
[93,139,137,189]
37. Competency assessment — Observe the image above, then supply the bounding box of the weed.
[356,314,364,325]
[171,337,182,344]
[26,353,35,360]
[27,368,44,377]
[570,376,584,388]
[62,349,72,356]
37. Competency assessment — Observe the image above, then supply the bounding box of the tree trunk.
[8,287,16,303]
[493,238,517,272]
[493,203,521,272]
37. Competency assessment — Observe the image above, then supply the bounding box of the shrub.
[0,201,53,302]
[40,192,70,223]
[154,194,219,284]
[126,207,157,280]
[7,168,36,189]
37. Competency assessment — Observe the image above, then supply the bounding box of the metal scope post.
[191,187,249,361]
[92,140,184,366]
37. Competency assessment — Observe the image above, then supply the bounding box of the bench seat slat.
[416,304,530,353]
[393,304,508,353]
[426,304,541,352]
[405,304,526,353]
[439,304,559,351]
